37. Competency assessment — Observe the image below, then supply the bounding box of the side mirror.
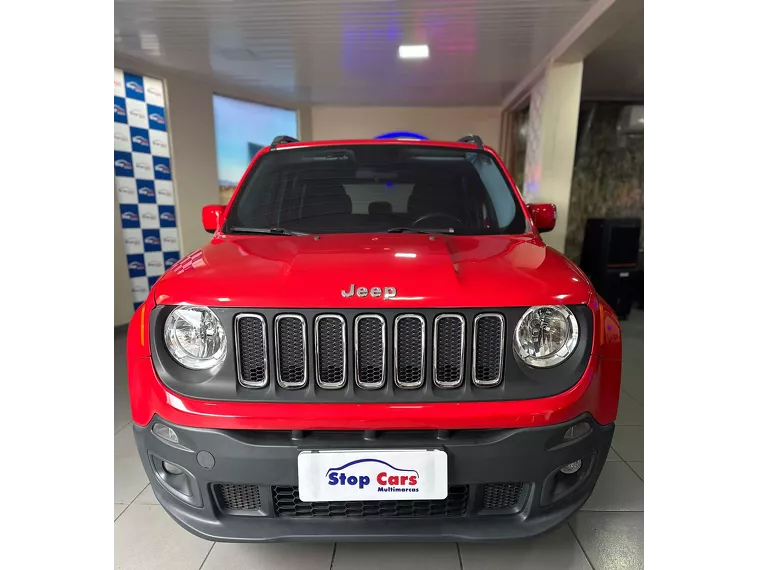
[202,205,226,234]
[527,203,557,233]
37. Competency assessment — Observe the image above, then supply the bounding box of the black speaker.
[580,218,641,277]
[580,218,642,319]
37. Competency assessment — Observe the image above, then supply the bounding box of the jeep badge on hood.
[341,284,397,300]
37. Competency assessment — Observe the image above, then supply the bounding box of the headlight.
[514,305,579,368]
[164,306,227,370]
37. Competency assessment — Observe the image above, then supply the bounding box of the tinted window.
[224,145,527,235]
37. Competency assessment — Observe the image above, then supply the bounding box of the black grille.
[272,485,469,518]
[315,315,346,388]
[473,315,505,386]
[275,315,306,388]
[434,315,465,387]
[395,316,425,388]
[355,316,386,388]
[482,482,525,511]
[215,484,262,511]
[237,315,268,388]
[231,310,539,397]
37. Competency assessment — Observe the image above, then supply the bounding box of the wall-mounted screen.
[212,95,298,204]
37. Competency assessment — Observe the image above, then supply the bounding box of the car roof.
[273,139,489,150]
[263,134,492,153]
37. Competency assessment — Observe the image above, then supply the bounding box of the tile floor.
[115,310,644,570]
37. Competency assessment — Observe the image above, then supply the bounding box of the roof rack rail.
[270,135,299,150]
[457,134,484,149]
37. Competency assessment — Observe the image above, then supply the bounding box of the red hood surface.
[154,234,593,308]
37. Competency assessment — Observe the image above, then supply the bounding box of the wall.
[114,186,135,326]
[113,55,310,325]
[510,107,530,190]
[311,107,502,148]
[565,102,644,262]
[115,68,179,315]
[521,61,584,253]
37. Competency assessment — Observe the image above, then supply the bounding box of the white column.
[522,61,584,253]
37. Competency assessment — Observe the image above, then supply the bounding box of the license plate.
[297,449,448,502]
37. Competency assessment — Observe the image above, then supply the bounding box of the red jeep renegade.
[127,134,622,542]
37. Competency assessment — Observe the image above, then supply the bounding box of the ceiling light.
[399,44,429,59]
[140,32,160,49]
[140,32,162,56]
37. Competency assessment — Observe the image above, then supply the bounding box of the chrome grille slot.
[274,314,307,389]
[355,315,386,389]
[235,314,268,388]
[473,313,505,386]
[315,315,347,389]
[394,315,425,388]
[433,314,465,388]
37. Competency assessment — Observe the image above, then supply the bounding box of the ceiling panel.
[115,0,600,105]
[581,9,643,100]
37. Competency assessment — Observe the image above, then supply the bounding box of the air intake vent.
[482,482,526,511]
[473,314,505,386]
[355,315,387,389]
[394,315,425,388]
[233,309,519,396]
[315,315,347,389]
[236,314,268,388]
[433,315,465,387]
[274,314,307,388]
[273,485,468,518]
[214,484,262,511]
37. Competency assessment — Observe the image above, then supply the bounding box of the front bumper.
[134,414,613,542]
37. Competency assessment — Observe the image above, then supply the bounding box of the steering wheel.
[411,212,462,227]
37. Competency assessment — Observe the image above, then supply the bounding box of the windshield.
[224,145,527,235]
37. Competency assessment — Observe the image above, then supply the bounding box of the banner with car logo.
[115,68,181,311]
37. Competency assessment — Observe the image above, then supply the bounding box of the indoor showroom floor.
[115,310,644,570]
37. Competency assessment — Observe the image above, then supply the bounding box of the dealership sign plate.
[297,449,448,502]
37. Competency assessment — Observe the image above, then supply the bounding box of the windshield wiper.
[386,227,455,234]
[227,227,309,236]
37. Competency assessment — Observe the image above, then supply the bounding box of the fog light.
[564,422,591,441]
[560,460,582,475]
[152,423,179,444]
[163,461,183,475]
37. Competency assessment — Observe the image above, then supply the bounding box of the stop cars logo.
[326,459,419,494]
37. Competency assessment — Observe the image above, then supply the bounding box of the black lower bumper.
[133,415,613,542]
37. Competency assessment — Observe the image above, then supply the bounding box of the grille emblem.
[341,284,397,300]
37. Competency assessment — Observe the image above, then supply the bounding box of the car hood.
[153,234,593,308]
